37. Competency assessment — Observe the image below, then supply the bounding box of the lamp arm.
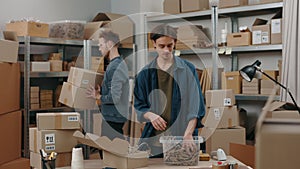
[258,70,300,114]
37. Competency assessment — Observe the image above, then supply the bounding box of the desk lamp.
[239,60,300,114]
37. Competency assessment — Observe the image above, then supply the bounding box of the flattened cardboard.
[73,131,148,169]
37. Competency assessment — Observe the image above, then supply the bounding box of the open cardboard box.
[73,131,148,169]
[0,31,19,63]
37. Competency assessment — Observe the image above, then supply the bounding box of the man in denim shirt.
[87,30,129,140]
[134,24,205,157]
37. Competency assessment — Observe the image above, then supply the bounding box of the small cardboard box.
[73,131,149,169]
[67,67,104,89]
[49,60,63,72]
[261,70,279,80]
[29,127,78,153]
[0,31,19,63]
[205,89,236,107]
[204,106,240,129]
[219,0,248,8]
[181,0,209,13]
[30,152,71,168]
[6,21,49,38]
[242,79,260,94]
[222,71,242,94]
[0,158,30,169]
[85,13,134,45]
[252,18,270,45]
[59,82,97,109]
[271,11,282,44]
[205,126,246,155]
[227,32,251,47]
[230,143,255,169]
[164,0,181,14]
[0,110,22,166]
[266,101,300,119]
[32,62,51,72]
[0,62,20,115]
[37,112,81,130]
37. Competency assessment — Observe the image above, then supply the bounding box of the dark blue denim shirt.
[100,56,129,123]
[134,56,205,139]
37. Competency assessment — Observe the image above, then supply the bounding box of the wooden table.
[57,156,251,169]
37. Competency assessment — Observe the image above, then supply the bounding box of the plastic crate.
[159,136,204,166]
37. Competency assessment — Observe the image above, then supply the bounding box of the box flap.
[3,31,18,42]
[92,13,124,22]
[269,101,286,111]
[253,18,268,26]
[272,10,282,19]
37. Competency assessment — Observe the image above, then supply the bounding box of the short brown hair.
[150,24,177,42]
[99,29,120,47]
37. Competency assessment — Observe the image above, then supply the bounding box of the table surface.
[57,156,251,169]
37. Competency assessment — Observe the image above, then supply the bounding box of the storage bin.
[159,136,204,166]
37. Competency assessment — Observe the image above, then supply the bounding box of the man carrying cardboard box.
[86,29,130,141]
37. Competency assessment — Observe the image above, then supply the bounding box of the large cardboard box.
[0,111,22,165]
[219,0,248,8]
[0,31,19,63]
[164,0,181,14]
[206,126,246,155]
[73,131,149,169]
[0,158,30,169]
[252,18,270,45]
[204,106,240,129]
[37,112,81,130]
[59,82,97,109]
[221,71,242,94]
[227,32,251,47]
[271,11,282,44]
[0,63,20,115]
[230,143,255,169]
[67,67,104,89]
[205,89,236,107]
[30,151,72,169]
[29,127,78,153]
[181,0,209,13]
[6,21,49,38]
[266,101,300,119]
[85,13,134,44]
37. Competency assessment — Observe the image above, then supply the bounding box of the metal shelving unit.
[235,94,280,101]
[145,2,283,100]
[21,36,84,158]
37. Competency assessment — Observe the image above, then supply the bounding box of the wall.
[0,0,111,30]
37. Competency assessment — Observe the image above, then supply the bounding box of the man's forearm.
[184,118,197,137]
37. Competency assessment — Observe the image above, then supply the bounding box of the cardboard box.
[59,82,97,109]
[164,0,181,14]
[181,0,209,13]
[204,106,240,129]
[86,13,134,44]
[222,71,242,94]
[67,67,104,89]
[32,62,51,72]
[29,127,78,153]
[219,0,248,8]
[93,113,102,136]
[205,89,236,107]
[271,11,282,44]
[252,18,270,45]
[252,0,282,4]
[227,32,251,47]
[242,79,260,94]
[230,143,255,169]
[261,70,279,80]
[6,21,49,38]
[266,101,300,119]
[30,151,72,169]
[206,126,246,155]
[0,63,20,115]
[49,60,63,72]
[256,118,300,169]
[37,112,81,130]
[0,158,30,169]
[73,131,149,169]
[0,111,22,165]
[49,21,85,39]
[0,31,19,63]
[30,103,40,109]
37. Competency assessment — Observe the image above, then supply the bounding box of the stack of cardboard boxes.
[29,112,81,168]
[59,67,104,109]
[30,86,40,109]
[203,89,246,154]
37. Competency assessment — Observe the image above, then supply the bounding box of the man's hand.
[144,112,167,131]
[86,84,101,100]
